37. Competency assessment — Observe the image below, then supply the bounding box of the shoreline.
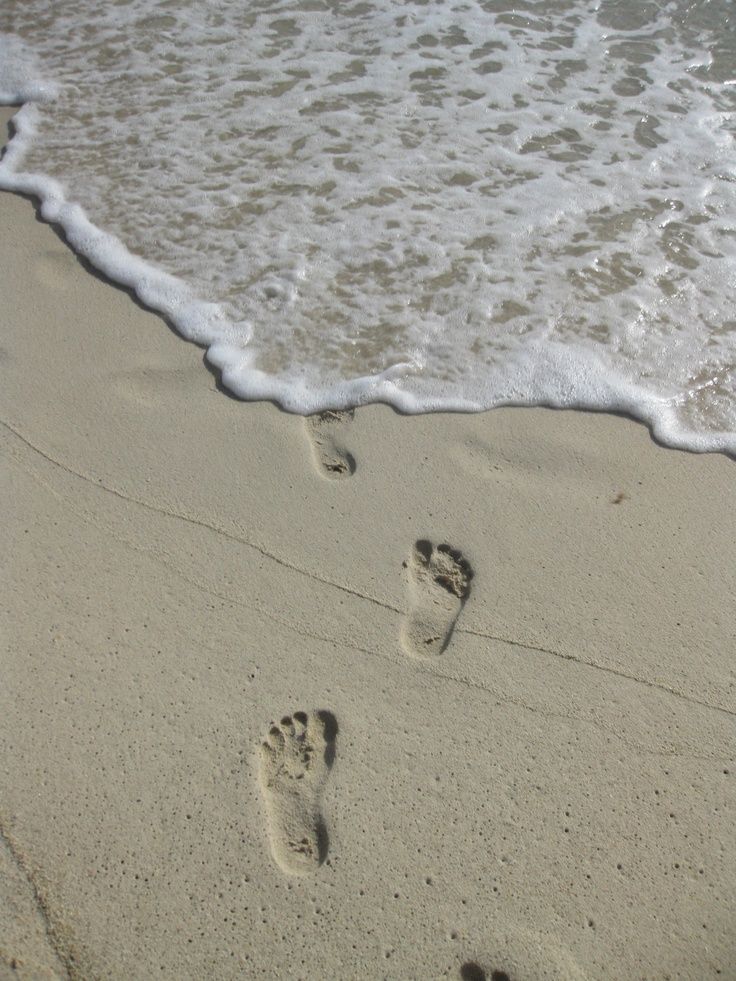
[2,104,734,458]
[1,104,734,979]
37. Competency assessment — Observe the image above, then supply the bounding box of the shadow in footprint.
[461,964,487,981]
[305,410,356,478]
[401,540,473,657]
[317,709,339,766]
[461,965,511,981]
[259,710,338,874]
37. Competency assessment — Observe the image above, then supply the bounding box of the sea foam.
[1,0,734,453]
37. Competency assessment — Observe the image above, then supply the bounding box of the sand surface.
[1,106,734,980]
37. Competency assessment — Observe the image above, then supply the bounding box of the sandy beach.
[1,105,734,980]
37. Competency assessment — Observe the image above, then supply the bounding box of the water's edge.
[1,100,733,458]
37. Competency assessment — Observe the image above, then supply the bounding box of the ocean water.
[1,0,734,453]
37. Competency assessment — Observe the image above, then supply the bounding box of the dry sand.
[1,106,734,980]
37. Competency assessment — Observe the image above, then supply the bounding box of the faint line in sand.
[0,818,76,980]
[1,418,400,614]
[4,418,734,725]
[459,626,736,721]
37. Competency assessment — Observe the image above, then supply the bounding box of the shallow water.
[1,0,734,451]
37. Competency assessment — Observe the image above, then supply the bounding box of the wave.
[1,1,734,454]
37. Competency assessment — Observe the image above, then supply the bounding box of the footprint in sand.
[259,710,337,875]
[305,409,356,478]
[401,540,473,657]
[459,927,588,981]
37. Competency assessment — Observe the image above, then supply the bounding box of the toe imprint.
[401,540,473,658]
[259,710,337,874]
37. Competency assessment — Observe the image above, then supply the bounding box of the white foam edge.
[1,102,734,457]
